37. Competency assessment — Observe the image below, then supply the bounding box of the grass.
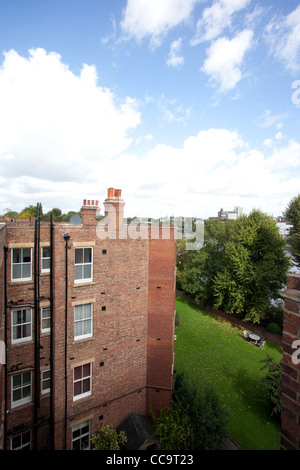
[174,296,283,450]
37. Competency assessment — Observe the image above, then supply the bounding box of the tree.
[177,210,290,324]
[214,210,290,323]
[284,194,300,267]
[260,355,282,416]
[285,194,300,232]
[151,407,192,450]
[152,372,228,450]
[177,218,234,305]
[4,211,18,218]
[91,423,127,450]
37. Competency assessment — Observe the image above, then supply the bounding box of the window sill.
[73,281,95,288]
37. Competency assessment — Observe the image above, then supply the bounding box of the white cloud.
[191,0,251,45]
[166,38,184,68]
[0,48,141,185]
[89,129,300,220]
[120,0,200,48]
[257,109,290,128]
[264,4,300,72]
[201,29,254,93]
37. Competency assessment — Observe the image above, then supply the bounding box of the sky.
[0,0,300,219]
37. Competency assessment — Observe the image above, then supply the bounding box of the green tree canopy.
[284,194,300,232]
[284,194,300,267]
[177,210,290,324]
[91,424,127,450]
[153,372,229,450]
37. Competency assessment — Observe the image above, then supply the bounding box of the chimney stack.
[103,188,125,238]
[81,199,100,225]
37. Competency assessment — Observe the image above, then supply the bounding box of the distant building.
[276,220,293,238]
[0,188,176,450]
[217,206,243,220]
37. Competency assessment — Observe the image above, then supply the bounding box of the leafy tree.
[4,211,19,218]
[284,194,300,267]
[152,407,192,450]
[285,194,300,232]
[91,423,127,450]
[214,210,290,323]
[260,355,282,416]
[153,372,229,450]
[177,210,290,324]
[177,219,234,305]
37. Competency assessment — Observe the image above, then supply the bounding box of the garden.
[174,296,283,450]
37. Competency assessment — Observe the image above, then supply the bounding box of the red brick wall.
[0,224,7,449]
[1,206,176,449]
[147,225,176,416]
[52,223,150,449]
[281,274,300,450]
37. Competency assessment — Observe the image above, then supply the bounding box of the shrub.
[153,372,229,450]
[91,424,127,450]
[266,322,282,335]
[260,355,282,416]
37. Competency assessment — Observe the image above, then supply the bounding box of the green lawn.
[174,297,283,450]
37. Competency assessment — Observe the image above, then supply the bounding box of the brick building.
[280,273,300,450]
[0,188,176,450]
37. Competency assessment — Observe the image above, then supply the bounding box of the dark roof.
[117,413,157,450]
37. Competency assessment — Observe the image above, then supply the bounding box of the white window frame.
[74,247,93,283]
[10,431,31,450]
[71,420,91,450]
[74,303,93,340]
[11,248,32,281]
[41,368,51,395]
[11,308,32,344]
[41,306,51,333]
[11,371,32,408]
[41,246,51,273]
[73,363,92,401]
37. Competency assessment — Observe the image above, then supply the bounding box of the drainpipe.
[34,216,41,450]
[49,212,54,449]
[63,232,70,450]
[3,246,8,450]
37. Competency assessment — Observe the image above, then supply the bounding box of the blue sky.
[0,0,300,219]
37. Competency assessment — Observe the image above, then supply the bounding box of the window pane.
[75,305,84,320]
[43,246,51,258]
[74,265,82,280]
[23,324,31,338]
[13,388,21,402]
[84,248,92,263]
[74,381,81,396]
[74,366,82,381]
[23,385,31,399]
[82,378,90,394]
[74,322,83,337]
[25,309,31,322]
[83,304,91,318]
[42,258,50,270]
[12,264,21,279]
[22,264,30,278]
[11,435,21,450]
[81,434,90,450]
[13,249,21,264]
[83,265,91,279]
[23,372,31,386]
[75,248,83,264]
[22,248,31,263]
[82,363,90,377]
[13,374,21,388]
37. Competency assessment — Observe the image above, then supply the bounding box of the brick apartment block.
[0,188,176,450]
[281,274,300,450]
